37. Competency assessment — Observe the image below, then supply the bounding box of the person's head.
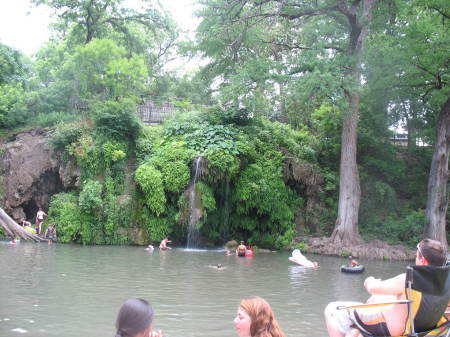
[313,262,319,269]
[38,207,42,211]
[240,241,244,245]
[217,264,223,268]
[348,255,353,260]
[115,298,154,337]
[234,297,285,337]
[416,239,447,266]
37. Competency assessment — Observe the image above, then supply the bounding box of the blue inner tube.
[341,265,365,273]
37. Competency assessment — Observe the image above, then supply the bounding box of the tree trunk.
[331,92,362,244]
[406,116,416,149]
[330,0,378,244]
[424,97,450,248]
[0,208,45,242]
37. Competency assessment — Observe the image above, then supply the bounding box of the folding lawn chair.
[338,264,450,337]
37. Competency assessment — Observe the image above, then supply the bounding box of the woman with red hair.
[234,297,286,337]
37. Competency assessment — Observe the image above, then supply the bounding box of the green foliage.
[231,151,299,249]
[102,141,127,163]
[290,241,306,251]
[340,251,351,258]
[149,141,194,193]
[361,211,425,248]
[30,0,175,63]
[92,98,141,140]
[65,39,148,101]
[196,182,216,212]
[50,121,85,149]
[0,83,28,128]
[135,164,166,215]
[135,126,164,162]
[206,150,240,182]
[146,214,173,243]
[33,111,80,128]
[66,134,102,176]
[183,123,241,155]
[47,193,87,243]
[78,180,103,215]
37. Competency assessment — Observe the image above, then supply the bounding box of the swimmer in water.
[209,264,226,270]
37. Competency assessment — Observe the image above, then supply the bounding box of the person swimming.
[208,264,226,270]
[236,241,246,257]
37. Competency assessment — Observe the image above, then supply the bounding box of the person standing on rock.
[35,208,47,235]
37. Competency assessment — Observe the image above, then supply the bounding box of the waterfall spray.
[186,157,207,248]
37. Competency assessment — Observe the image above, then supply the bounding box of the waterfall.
[221,177,230,239]
[186,157,206,248]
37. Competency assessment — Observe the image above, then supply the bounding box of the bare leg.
[324,303,346,337]
[345,328,362,337]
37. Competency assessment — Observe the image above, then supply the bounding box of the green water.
[0,242,409,337]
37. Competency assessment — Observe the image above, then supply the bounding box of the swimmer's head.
[217,264,223,268]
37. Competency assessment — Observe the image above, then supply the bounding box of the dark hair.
[115,298,154,337]
[418,239,447,266]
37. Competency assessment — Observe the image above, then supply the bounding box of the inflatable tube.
[341,265,365,273]
[245,249,254,257]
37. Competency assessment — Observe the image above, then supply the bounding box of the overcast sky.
[0,0,199,56]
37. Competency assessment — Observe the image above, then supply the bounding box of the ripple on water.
[11,328,28,334]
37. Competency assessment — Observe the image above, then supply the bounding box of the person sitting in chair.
[325,239,448,337]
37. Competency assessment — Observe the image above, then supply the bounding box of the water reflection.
[0,243,409,337]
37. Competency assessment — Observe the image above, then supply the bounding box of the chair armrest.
[337,300,412,310]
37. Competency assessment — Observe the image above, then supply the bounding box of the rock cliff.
[0,128,80,221]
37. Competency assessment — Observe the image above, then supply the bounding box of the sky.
[0,0,199,57]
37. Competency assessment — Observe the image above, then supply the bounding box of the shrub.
[92,98,141,140]
[149,141,194,193]
[79,180,103,215]
[360,211,425,247]
[103,141,127,163]
[50,121,85,149]
[184,123,240,155]
[34,111,80,127]
[47,193,88,243]
[206,150,240,182]
[135,164,166,215]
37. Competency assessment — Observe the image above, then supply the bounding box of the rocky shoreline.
[297,236,416,260]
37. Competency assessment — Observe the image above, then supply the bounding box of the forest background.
[0,0,449,253]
